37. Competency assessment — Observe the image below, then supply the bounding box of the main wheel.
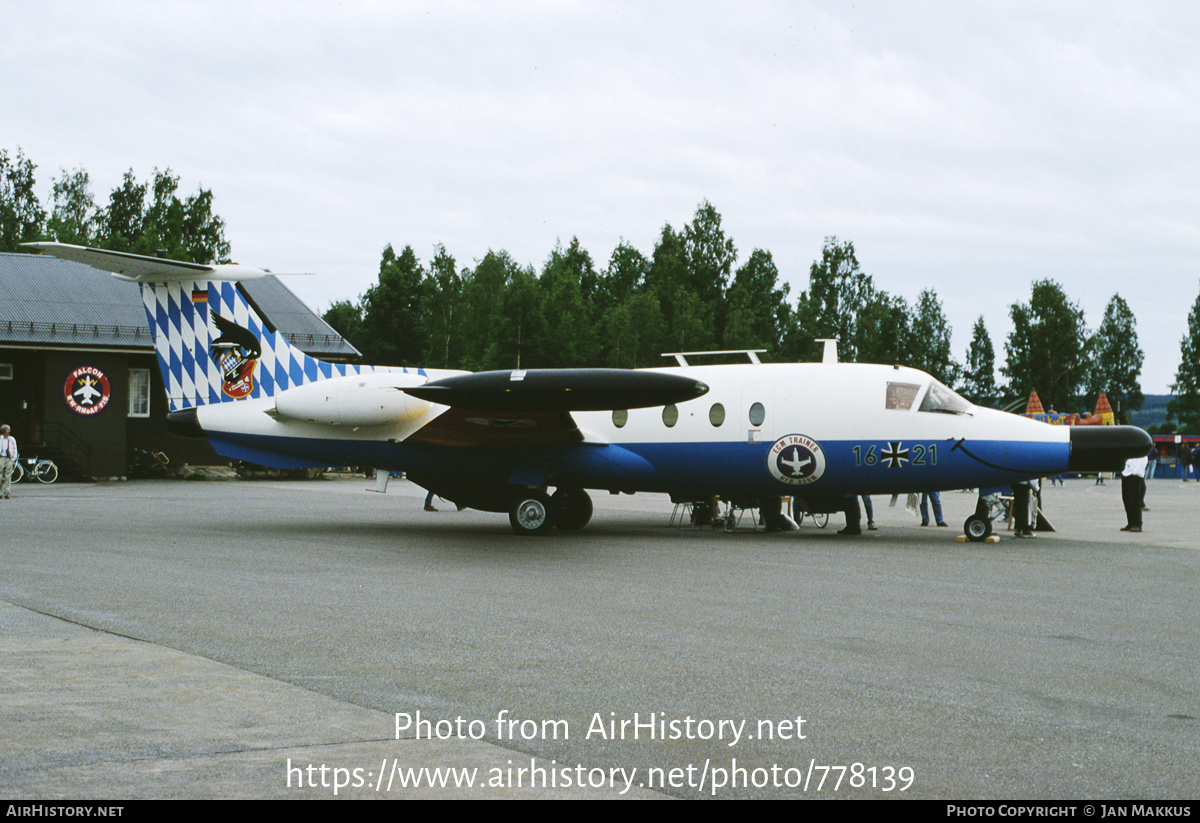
[551,487,593,530]
[510,493,554,535]
[35,461,58,484]
[964,515,992,542]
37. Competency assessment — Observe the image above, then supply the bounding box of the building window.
[0,363,11,380]
[129,369,151,417]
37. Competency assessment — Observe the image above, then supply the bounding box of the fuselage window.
[663,404,679,427]
[749,402,765,426]
[612,409,628,428]
[709,403,725,427]
[886,382,921,410]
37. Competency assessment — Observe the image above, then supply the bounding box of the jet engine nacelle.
[274,372,433,427]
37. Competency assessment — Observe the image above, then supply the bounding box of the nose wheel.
[963,515,993,542]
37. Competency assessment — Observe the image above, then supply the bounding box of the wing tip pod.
[406,368,708,412]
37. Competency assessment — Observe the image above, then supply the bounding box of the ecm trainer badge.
[767,434,826,485]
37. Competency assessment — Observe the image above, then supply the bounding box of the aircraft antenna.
[816,339,838,363]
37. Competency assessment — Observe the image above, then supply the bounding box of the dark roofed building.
[0,251,153,349]
[0,251,359,478]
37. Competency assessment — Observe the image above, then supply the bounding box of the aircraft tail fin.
[21,242,393,413]
[141,278,368,412]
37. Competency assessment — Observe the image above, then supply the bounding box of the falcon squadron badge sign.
[767,434,826,486]
[63,366,112,416]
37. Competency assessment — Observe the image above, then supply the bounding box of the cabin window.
[612,409,628,428]
[748,402,765,426]
[709,403,725,427]
[662,404,679,427]
[886,382,921,410]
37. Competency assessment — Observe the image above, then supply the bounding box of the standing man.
[1121,454,1148,533]
[1012,480,1036,538]
[919,491,948,527]
[0,425,16,500]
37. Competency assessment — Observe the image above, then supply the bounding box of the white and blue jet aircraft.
[27,242,1151,536]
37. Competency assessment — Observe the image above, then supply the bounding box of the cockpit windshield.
[919,380,973,415]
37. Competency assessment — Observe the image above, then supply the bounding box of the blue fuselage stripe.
[206,431,1069,496]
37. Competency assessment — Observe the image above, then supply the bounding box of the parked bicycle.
[797,510,829,528]
[128,447,170,478]
[10,456,59,484]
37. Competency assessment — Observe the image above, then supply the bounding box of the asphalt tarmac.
[1,474,1196,799]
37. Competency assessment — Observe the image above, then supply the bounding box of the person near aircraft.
[0,425,16,500]
[1121,454,1147,532]
[839,496,864,536]
[919,492,947,527]
[862,495,876,531]
[1012,480,1035,538]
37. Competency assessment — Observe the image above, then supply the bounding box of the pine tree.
[0,148,45,251]
[786,237,873,363]
[47,167,98,246]
[723,249,789,354]
[1169,287,1200,432]
[960,317,997,406]
[422,244,463,369]
[539,238,598,367]
[854,290,910,367]
[1002,280,1087,411]
[1085,294,1144,415]
[358,245,426,366]
[906,289,957,385]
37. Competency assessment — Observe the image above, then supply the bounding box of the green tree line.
[0,147,229,264]
[325,201,1154,422]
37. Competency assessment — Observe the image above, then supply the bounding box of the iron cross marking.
[881,442,909,468]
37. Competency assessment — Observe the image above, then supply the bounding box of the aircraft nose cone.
[1068,425,1152,472]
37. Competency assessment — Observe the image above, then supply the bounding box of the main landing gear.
[508,487,593,535]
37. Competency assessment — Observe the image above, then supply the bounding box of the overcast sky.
[5,1,1197,394]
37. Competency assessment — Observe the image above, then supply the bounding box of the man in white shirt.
[0,425,16,500]
[1121,454,1148,533]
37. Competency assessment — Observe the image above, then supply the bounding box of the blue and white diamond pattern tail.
[140,280,367,412]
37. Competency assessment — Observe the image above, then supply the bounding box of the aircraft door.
[741,384,775,443]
